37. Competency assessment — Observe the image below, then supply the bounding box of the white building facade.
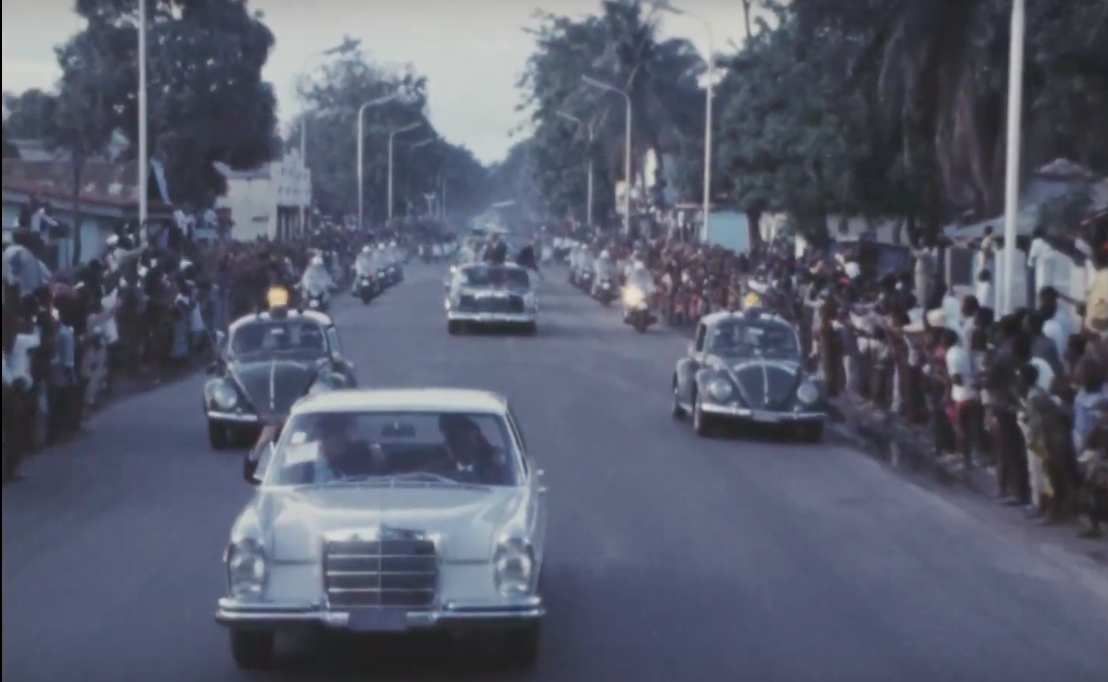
[215,150,311,242]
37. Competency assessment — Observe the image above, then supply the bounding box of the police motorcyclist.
[592,249,617,297]
[299,255,335,304]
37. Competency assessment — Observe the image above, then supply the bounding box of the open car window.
[461,266,530,289]
[708,320,800,359]
[268,411,521,487]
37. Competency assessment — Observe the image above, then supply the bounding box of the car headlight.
[493,538,534,597]
[211,380,238,410]
[706,377,733,402]
[226,538,267,600]
[797,380,820,405]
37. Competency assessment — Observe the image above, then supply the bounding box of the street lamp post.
[386,122,422,223]
[582,75,632,235]
[556,111,596,228]
[654,1,715,241]
[355,93,400,231]
[1001,0,1026,315]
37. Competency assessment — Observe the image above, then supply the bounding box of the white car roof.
[292,388,509,416]
[701,308,788,327]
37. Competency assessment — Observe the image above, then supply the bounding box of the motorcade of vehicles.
[671,308,826,441]
[203,287,357,450]
[216,388,547,671]
[445,263,537,335]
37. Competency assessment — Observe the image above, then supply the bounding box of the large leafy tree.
[519,0,705,225]
[56,0,280,207]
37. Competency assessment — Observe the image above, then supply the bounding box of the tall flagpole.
[1001,0,1025,314]
[138,0,148,228]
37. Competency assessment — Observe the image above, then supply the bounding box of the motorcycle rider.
[592,249,617,298]
[299,254,334,307]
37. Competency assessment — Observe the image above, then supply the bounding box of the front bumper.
[447,311,536,325]
[206,410,260,424]
[699,402,825,424]
[215,596,544,631]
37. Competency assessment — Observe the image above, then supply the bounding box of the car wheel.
[503,623,541,669]
[671,377,686,419]
[693,392,714,437]
[208,420,228,450]
[801,421,824,443]
[230,630,274,670]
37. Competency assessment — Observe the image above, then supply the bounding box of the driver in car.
[302,413,373,483]
[436,414,507,484]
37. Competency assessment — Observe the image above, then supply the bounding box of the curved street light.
[355,93,401,230]
[581,75,632,235]
[385,121,423,223]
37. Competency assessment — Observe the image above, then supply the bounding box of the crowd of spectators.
[567,214,1108,539]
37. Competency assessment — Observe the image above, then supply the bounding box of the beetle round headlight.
[797,381,820,405]
[494,538,534,597]
[226,538,267,600]
[211,380,238,410]
[706,377,732,402]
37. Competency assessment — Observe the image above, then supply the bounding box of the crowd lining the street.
[560,214,1108,539]
[1,210,453,481]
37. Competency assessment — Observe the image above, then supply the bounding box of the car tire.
[230,630,274,670]
[693,392,714,437]
[671,377,686,419]
[503,623,541,669]
[208,420,228,450]
[801,421,824,443]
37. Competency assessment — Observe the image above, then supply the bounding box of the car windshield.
[267,411,520,487]
[461,266,530,289]
[231,320,328,359]
[708,320,800,359]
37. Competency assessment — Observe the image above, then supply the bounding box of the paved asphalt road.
[4,264,1108,682]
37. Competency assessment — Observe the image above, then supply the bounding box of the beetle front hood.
[726,359,802,409]
[258,486,526,563]
[229,358,319,418]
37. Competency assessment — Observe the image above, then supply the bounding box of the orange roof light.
[267,286,290,309]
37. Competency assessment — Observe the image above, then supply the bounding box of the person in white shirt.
[1038,286,1073,359]
[30,204,60,237]
[1026,230,1055,297]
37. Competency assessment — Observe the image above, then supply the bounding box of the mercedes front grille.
[323,537,438,609]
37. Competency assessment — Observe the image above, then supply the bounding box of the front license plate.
[348,608,409,633]
[752,413,782,424]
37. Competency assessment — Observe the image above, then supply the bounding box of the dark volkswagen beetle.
[672,309,825,441]
[203,298,356,450]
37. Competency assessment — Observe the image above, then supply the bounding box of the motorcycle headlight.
[622,286,645,307]
[493,538,534,597]
[797,381,820,405]
[706,377,733,402]
[226,538,267,600]
[210,380,238,410]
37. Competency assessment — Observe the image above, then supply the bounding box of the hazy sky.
[2,0,749,163]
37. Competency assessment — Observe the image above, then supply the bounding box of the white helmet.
[361,245,372,254]
[600,250,611,260]
[311,255,324,267]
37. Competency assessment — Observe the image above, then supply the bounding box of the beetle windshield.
[268,411,520,487]
[231,320,328,360]
[707,319,800,359]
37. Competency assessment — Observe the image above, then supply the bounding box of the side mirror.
[214,330,227,350]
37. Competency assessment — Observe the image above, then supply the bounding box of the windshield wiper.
[387,472,488,488]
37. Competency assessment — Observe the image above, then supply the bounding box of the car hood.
[724,358,803,410]
[229,358,320,419]
[256,485,526,563]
